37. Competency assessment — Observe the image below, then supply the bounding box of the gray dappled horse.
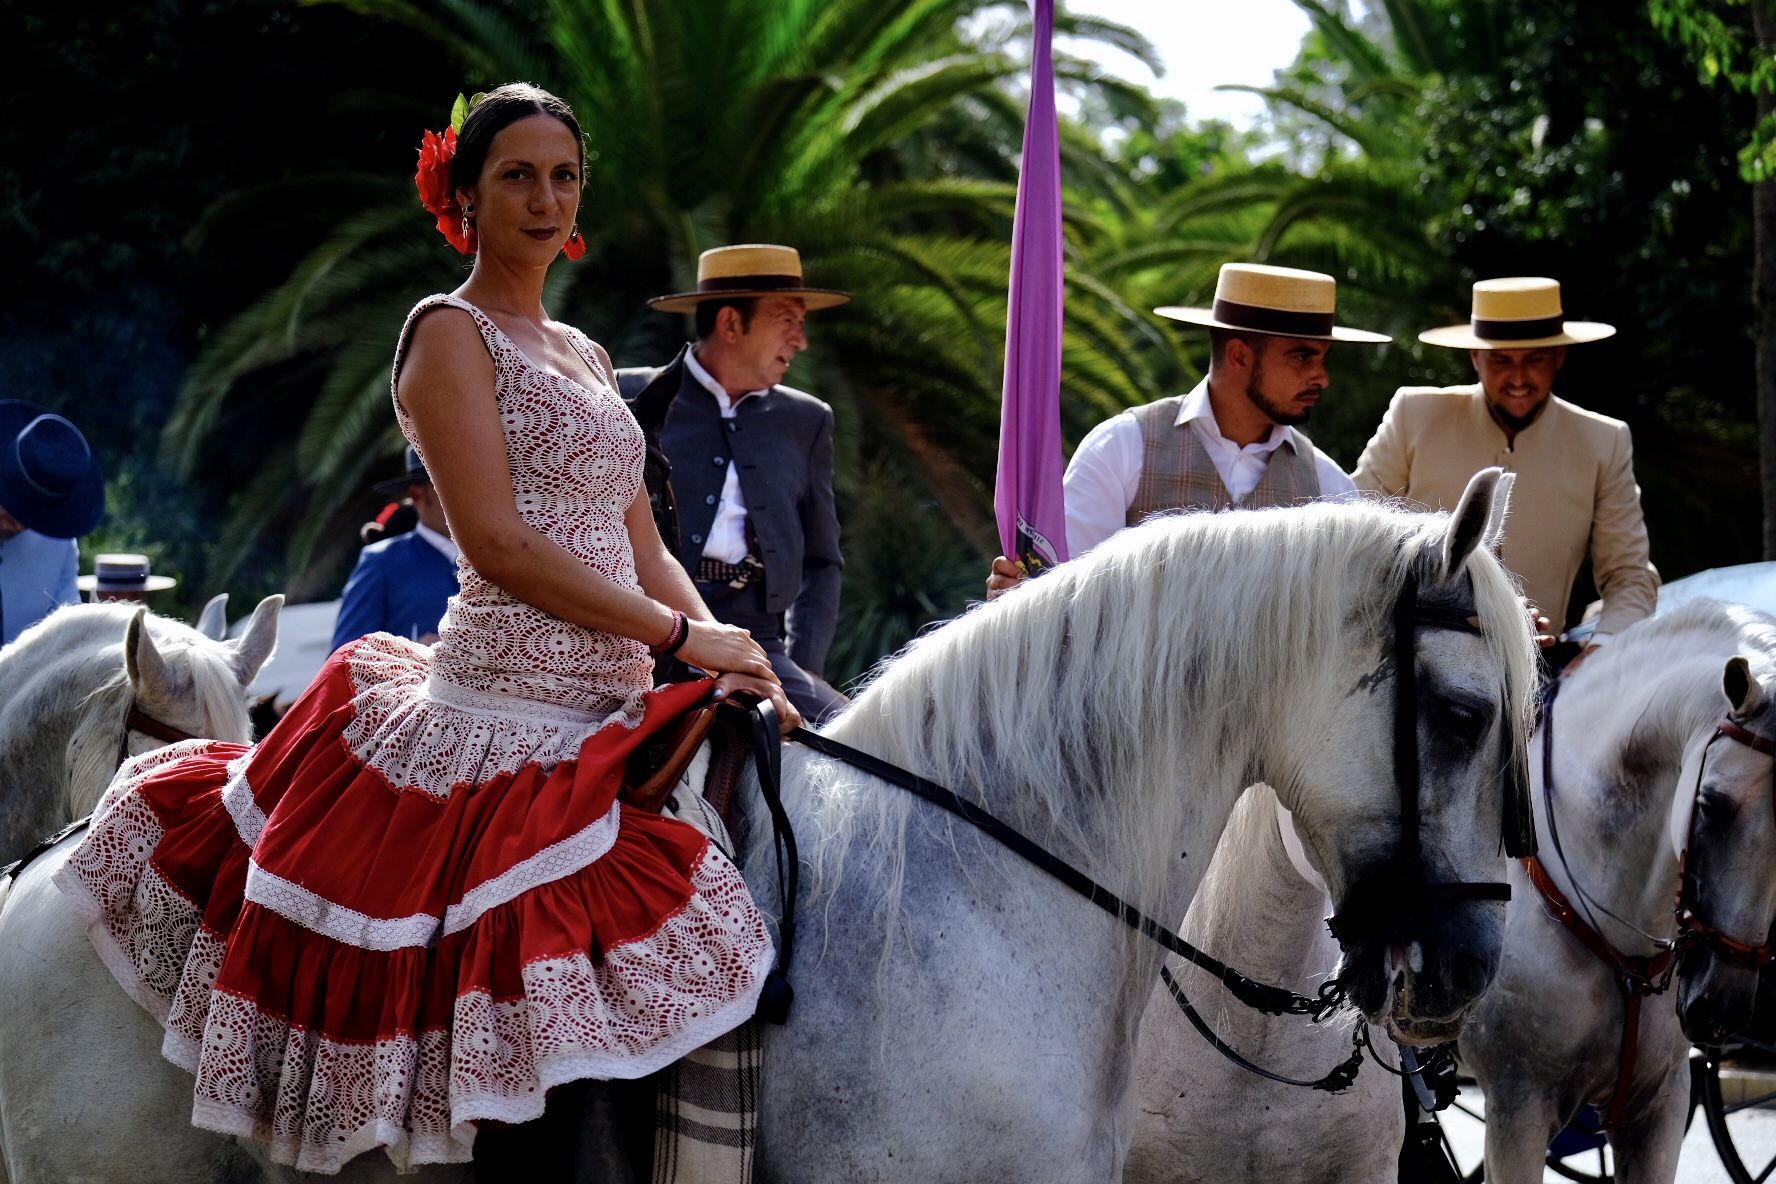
[0,474,1531,1182]
[1461,600,1776,1184]
[0,595,280,862]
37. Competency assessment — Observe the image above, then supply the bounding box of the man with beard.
[1354,277,1656,663]
[987,263,1387,595]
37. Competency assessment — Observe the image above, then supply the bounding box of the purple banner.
[993,0,1068,573]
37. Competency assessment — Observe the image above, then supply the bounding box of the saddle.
[619,693,756,832]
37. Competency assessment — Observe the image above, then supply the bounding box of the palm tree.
[169,0,1165,568]
[168,0,1169,677]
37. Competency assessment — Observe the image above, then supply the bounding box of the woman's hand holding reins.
[677,618,776,682]
[711,672,803,735]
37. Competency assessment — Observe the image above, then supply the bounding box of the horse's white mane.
[11,604,255,817]
[785,500,1537,954]
[1567,597,1776,756]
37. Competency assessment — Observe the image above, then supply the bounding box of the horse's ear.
[124,609,172,698]
[1441,466,1504,578]
[1480,472,1515,554]
[1723,656,1766,717]
[196,593,229,641]
[230,594,283,684]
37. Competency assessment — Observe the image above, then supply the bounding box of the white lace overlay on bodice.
[392,293,653,722]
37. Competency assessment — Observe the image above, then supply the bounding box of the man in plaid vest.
[988,263,1389,595]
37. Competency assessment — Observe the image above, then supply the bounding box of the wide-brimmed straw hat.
[0,400,104,539]
[372,445,429,497]
[1155,263,1390,344]
[1419,278,1615,350]
[647,245,852,315]
[78,553,176,594]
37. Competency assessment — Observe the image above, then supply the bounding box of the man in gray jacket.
[620,244,849,720]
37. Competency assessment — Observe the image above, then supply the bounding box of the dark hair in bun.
[450,83,584,195]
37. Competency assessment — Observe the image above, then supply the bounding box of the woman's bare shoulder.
[400,305,495,401]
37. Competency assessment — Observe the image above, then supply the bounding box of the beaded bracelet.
[652,610,691,656]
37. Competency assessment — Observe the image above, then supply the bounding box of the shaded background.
[3,0,1762,684]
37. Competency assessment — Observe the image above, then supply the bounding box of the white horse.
[0,474,1534,1182]
[0,596,281,862]
[1123,784,1402,1184]
[1460,600,1776,1184]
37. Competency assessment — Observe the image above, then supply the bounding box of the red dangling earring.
[563,225,586,260]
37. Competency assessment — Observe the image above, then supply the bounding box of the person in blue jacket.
[0,401,103,646]
[330,446,460,650]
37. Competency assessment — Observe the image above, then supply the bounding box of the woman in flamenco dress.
[55,83,799,1177]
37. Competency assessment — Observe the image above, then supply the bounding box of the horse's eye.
[1429,694,1486,742]
[1697,790,1738,828]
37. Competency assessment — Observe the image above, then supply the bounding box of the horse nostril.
[1451,949,1492,1000]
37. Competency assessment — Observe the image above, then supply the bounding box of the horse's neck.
[0,649,114,856]
[1180,786,1330,993]
[1543,656,1722,942]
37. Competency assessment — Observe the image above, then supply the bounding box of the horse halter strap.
[1326,572,1520,948]
[1676,717,1776,969]
[116,703,200,765]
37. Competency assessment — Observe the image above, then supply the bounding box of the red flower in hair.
[415,127,476,255]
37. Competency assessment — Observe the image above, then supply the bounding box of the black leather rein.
[762,712,1361,1094]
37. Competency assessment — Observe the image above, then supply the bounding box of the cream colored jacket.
[1354,384,1658,636]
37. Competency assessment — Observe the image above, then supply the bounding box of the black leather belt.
[696,554,765,590]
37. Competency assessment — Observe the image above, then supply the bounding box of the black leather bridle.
[1324,571,1532,952]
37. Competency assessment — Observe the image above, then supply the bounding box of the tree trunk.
[1757,3,1776,558]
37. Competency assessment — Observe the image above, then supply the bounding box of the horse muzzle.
[1678,945,1761,1047]
[1332,899,1505,1039]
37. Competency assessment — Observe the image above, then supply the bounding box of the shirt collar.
[1173,378,1296,455]
[686,348,769,413]
[413,520,459,565]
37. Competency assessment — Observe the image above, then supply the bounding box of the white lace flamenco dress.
[55,293,773,1174]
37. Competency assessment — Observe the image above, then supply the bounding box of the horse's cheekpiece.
[1324,570,1528,952]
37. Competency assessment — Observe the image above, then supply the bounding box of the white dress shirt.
[1062,378,1356,557]
[413,520,460,567]
[684,349,768,564]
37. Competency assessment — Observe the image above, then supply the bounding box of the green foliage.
[1649,0,1776,180]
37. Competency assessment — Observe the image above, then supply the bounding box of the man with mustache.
[988,262,1388,595]
[1354,277,1656,664]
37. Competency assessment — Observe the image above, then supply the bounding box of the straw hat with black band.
[1418,277,1615,350]
[647,244,851,314]
[78,553,177,595]
[1155,263,1390,345]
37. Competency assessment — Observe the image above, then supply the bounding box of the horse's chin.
[1338,943,1472,1046]
[1382,1007,1466,1047]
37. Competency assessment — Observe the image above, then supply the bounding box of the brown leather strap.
[1608,992,1642,1130]
[1522,857,1673,985]
[620,705,718,814]
[125,707,197,746]
[1523,855,1673,1130]
[1718,718,1776,756]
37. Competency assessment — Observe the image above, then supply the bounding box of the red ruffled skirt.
[54,635,774,1174]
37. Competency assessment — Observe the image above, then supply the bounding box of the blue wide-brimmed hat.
[372,445,430,497]
[0,400,104,539]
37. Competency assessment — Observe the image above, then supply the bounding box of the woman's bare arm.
[396,308,771,680]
